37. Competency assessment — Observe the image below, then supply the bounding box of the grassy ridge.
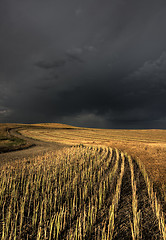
[0,123,76,153]
[0,124,28,153]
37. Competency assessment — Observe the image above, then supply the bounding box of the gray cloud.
[34,48,85,70]
[131,52,166,83]
[0,0,166,128]
[66,52,84,63]
[125,52,166,98]
[35,59,66,69]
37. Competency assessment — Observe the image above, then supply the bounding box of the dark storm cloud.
[35,59,66,70]
[34,51,84,70]
[65,47,85,63]
[66,52,84,64]
[0,0,166,128]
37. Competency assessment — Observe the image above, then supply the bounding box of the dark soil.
[113,157,133,240]
[112,156,163,240]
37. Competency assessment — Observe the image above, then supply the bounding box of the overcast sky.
[0,0,166,128]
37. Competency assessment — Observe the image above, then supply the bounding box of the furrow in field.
[125,154,164,239]
[112,153,133,239]
[109,151,165,240]
[133,157,166,240]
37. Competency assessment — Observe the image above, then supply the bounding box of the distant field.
[20,127,166,144]
[20,126,166,189]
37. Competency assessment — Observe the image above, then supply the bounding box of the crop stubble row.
[0,145,165,239]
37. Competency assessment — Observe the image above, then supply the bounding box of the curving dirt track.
[0,128,68,165]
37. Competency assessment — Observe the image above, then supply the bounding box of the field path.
[0,127,68,165]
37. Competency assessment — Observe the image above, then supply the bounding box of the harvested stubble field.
[0,145,166,239]
[0,123,166,239]
[20,125,166,189]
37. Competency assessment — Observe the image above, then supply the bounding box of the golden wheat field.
[0,123,166,239]
[0,145,166,239]
[20,125,166,188]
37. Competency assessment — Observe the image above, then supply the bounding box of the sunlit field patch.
[20,126,166,190]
